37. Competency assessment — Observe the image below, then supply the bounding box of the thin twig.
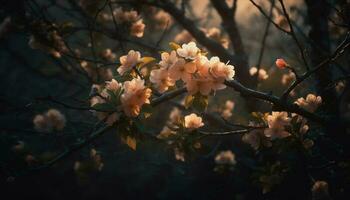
[279,0,310,71]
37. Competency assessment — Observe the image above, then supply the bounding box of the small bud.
[275,58,288,69]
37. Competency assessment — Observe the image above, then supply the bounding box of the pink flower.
[121,78,152,117]
[184,113,204,129]
[168,59,194,81]
[176,42,199,60]
[185,77,213,95]
[295,94,322,112]
[117,50,141,75]
[264,112,291,139]
[194,55,210,77]
[105,79,121,92]
[150,68,175,93]
[209,57,235,80]
[159,50,179,69]
[275,58,288,69]
[130,19,145,38]
[120,99,141,117]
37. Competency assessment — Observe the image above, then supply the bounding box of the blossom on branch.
[275,58,288,69]
[105,79,121,93]
[264,112,291,139]
[184,113,204,129]
[150,68,175,93]
[177,42,199,60]
[121,78,152,117]
[130,19,145,38]
[118,50,141,75]
[295,94,322,113]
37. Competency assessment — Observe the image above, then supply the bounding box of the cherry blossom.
[275,58,288,69]
[184,113,204,129]
[168,59,194,81]
[159,50,179,69]
[130,19,145,38]
[264,112,291,139]
[105,79,121,92]
[176,42,199,60]
[121,78,152,117]
[117,50,141,75]
[150,68,175,93]
[295,94,322,112]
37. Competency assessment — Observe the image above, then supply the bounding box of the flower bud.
[275,58,288,69]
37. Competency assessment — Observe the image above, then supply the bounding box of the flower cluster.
[150,42,235,95]
[295,94,322,113]
[113,7,145,38]
[33,109,66,132]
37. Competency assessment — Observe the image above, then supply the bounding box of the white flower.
[176,42,199,60]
